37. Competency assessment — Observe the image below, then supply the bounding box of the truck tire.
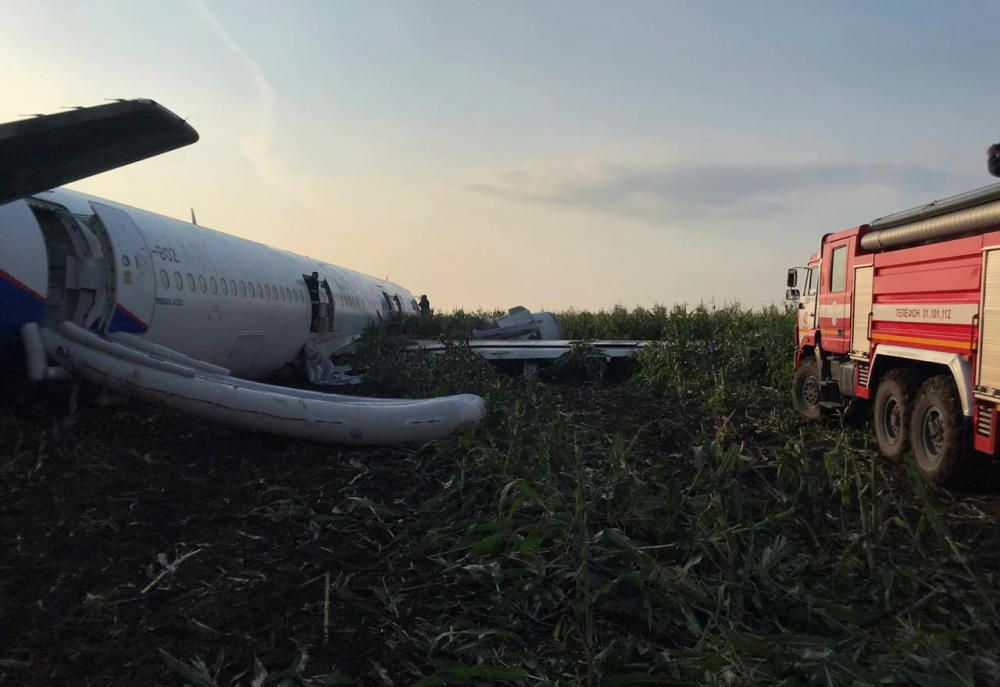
[909,375,965,487]
[872,368,918,461]
[792,359,822,420]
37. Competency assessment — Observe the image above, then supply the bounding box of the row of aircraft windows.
[158,268,307,304]
[340,293,376,311]
[157,268,398,313]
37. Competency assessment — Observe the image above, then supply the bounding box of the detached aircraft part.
[24,322,486,446]
[413,339,648,361]
[472,306,566,341]
[302,340,362,386]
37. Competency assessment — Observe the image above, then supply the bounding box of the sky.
[2,0,998,311]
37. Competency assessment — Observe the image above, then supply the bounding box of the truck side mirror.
[785,288,800,301]
[786,268,798,288]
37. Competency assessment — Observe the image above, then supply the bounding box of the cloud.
[190,0,325,217]
[191,1,275,169]
[468,159,954,222]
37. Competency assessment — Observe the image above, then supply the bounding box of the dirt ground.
[4,377,1000,686]
[1,379,464,685]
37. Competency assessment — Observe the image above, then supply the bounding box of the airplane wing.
[411,339,649,361]
[0,99,198,206]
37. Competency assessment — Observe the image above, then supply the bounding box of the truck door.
[798,264,819,337]
[819,238,852,353]
[978,249,1000,394]
[850,264,874,359]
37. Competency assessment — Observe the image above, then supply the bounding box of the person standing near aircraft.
[419,294,431,318]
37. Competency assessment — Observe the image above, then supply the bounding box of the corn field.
[3,305,1000,685]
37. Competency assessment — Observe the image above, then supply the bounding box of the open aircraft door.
[90,202,155,334]
[303,273,335,333]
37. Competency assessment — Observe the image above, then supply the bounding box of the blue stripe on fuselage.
[108,304,148,334]
[0,271,45,354]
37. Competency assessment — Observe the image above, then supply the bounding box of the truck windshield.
[806,266,818,296]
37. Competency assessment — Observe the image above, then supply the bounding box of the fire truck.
[788,182,1000,485]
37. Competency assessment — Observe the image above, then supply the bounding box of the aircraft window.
[249,282,256,298]
[174,271,183,290]
[221,278,229,295]
[257,283,263,299]
[160,269,169,289]
[265,284,271,300]
[199,275,207,293]
[240,280,247,297]
[280,287,286,302]
[210,277,218,294]
[230,279,237,296]
[187,273,196,291]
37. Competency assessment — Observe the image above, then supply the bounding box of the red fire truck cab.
[788,183,1000,485]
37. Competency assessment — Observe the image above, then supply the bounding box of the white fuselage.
[0,188,418,378]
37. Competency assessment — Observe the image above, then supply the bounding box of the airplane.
[1,100,486,445]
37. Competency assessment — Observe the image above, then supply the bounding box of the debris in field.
[302,341,363,386]
[141,548,203,594]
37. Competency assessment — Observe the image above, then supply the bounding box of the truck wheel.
[792,359,822,420]
[910,375,965,487]
[872,369,918,461]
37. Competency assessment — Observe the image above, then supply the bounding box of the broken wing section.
[0,100,198,205]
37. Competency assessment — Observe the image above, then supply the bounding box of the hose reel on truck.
[861,183,1000,250]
